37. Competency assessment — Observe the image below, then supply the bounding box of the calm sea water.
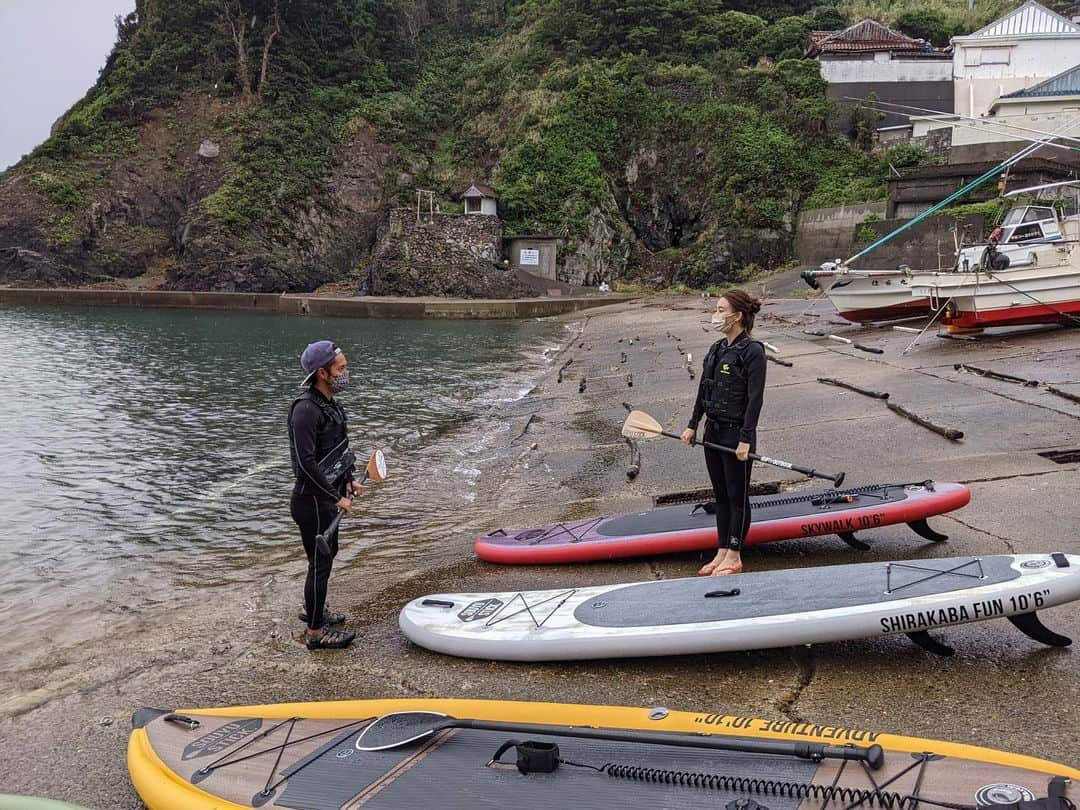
[0,305,563,666]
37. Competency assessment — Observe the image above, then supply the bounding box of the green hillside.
[0,0,1031,293]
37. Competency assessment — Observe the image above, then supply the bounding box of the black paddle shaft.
[656,429,846,488]
[450,718,882,768]
[314,466,376,554]
[315,509,347,556]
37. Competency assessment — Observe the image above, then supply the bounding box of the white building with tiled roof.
[806,19,952,127]
[952,0,1080,118]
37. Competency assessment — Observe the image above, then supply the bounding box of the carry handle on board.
[315,449,388,555]
[621,404,845,488]
[354,710,885,770]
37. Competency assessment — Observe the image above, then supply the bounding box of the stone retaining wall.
[366,209,532,297]
[794,202,888,266]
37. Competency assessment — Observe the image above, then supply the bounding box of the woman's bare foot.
[711,562,743,576]
[711,552,743,576]
[698,554,726,576]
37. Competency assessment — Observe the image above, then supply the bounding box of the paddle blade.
[621,410,664,440]
[365,449,388,483]
[355,711,447,751]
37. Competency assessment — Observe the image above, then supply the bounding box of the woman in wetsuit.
[681,290,766,576]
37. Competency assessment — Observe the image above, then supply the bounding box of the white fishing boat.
[806,202,1079,325]
[908,203,1080,330]
[802,263,927,323]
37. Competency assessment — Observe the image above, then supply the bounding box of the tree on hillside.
[704,11,767,50]
[807,6,846,31]
[895,8,955,47]
[720,0,817,22]
[746,15,811,60]
[534,0,726,59]
[851,92,884,151]
[221,0,282,104]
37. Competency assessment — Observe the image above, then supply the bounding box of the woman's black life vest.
[700,336,762,425]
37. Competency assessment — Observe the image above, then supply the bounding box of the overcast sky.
[0,0,136,171]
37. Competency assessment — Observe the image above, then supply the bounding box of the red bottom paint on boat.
[943,300,1080,329]
[836,299,931,324]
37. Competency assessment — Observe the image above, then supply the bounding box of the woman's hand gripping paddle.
[315,449,388,555]
[620,405,845,488]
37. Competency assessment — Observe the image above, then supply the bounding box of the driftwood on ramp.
[887,402,964,441]
[817,377,889,400]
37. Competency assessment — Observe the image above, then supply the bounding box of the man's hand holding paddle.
[316,449,388,556]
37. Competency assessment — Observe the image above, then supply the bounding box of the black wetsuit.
[688,332,767,552]
[288,387,353,630]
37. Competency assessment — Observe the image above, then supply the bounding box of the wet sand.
[2,294,1078,806]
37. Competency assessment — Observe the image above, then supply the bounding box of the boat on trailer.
[801,113,1080,326]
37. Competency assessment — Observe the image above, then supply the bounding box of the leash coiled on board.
[599,763,930,808]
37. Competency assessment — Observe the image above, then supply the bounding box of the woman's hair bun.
[721,289,762,332]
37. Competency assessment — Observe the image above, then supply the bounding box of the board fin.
[907,519,948,542]
[906,631,954,656]
[1008,612,1072,648]
[837,532,871,551]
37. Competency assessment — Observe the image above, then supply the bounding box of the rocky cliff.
[0,0,870,295]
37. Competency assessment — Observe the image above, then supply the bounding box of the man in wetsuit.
[289,340,360,650]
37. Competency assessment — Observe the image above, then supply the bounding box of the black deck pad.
[575,556,1019,628]
[598,484,910,537]
[358,728,816,810]
[276,727,415,809]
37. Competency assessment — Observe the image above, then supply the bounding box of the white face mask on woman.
[711,312,739,331]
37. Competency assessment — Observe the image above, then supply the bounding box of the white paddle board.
[400,553,1080,661]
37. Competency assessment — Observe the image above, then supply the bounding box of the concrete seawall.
[0,288,635,319]
[794,202,888,267]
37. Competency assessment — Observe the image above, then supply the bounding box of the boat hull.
[836,297,931,323]
[910,245,1080,329]
[824,276,930,323]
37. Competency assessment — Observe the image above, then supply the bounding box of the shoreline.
[0,287,635,319]
[2,295,1079,806]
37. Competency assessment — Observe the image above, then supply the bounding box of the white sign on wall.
[519,248,540,266]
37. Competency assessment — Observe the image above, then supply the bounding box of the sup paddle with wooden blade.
[621,405,845,488]
[354,710,884,769]
[315,449,388,555]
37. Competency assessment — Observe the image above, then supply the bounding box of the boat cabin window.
[1002,207,1026,227]
[1023,206,1054,223]
[1000,206,1060,243]
[1007,223,1043,242]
